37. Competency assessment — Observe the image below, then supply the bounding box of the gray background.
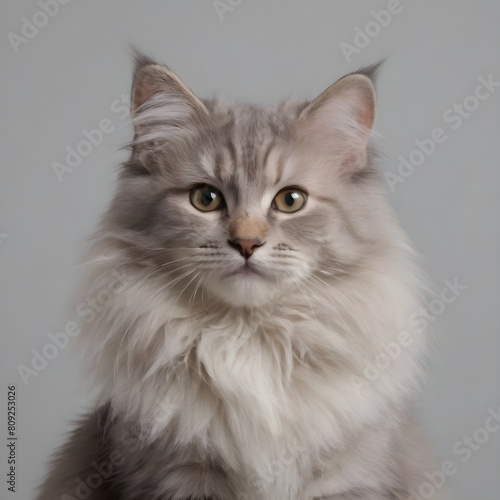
[1,1,499,498]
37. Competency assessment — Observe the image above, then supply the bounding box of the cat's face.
[107,56,385,307]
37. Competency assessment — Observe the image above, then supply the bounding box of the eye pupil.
[201,189,215,206]
[285,192,298,206]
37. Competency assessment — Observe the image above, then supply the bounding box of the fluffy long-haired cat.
[37,54,444,500]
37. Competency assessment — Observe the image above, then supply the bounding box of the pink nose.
[228,238,265,259]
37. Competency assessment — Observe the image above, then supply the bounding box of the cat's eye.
[273,188,307,213]
[190,185,225,212]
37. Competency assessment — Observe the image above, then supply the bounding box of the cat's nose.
[227,237,265,259]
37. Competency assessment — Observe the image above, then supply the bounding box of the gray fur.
[37,55,445,500]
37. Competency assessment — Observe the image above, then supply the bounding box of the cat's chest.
[192,310,311,403]
[119,307,393,499]
[176,311,343,448]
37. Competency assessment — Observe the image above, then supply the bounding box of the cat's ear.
[298,68,377,172]
[130,53,209,166]
[131,54,208,115]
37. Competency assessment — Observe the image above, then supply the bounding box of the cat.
[37,53,445,500]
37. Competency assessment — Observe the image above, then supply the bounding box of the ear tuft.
[131,48,157,76]
[355,59,385,87]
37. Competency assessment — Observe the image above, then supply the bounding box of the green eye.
[273,188,307,213]
[190,185,225,212]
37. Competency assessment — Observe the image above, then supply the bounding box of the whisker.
[175,271,202,307]
[284,270,319,321]
[153,266,201,297]
[201,269,217,310]
[167,266,201,287]
[188,271,205,315]
[304,274,372,341]
[158,256,199,268]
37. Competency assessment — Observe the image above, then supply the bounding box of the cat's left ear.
[299,68,377,172]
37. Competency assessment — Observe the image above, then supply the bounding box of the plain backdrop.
[1,1,499,499]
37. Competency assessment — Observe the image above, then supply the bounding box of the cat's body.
[37,56,444,500]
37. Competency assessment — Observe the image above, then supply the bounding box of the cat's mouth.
[224,262,267,279]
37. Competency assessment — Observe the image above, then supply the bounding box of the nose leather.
[228,237,265,259]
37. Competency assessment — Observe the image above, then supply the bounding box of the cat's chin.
[211,271,279,307]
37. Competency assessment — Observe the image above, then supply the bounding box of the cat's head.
[104,55,392,307]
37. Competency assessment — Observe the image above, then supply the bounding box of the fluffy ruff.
[69,235,431,499]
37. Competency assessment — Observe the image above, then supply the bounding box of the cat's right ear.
[131,54,208,115]
[130,53,209,167]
